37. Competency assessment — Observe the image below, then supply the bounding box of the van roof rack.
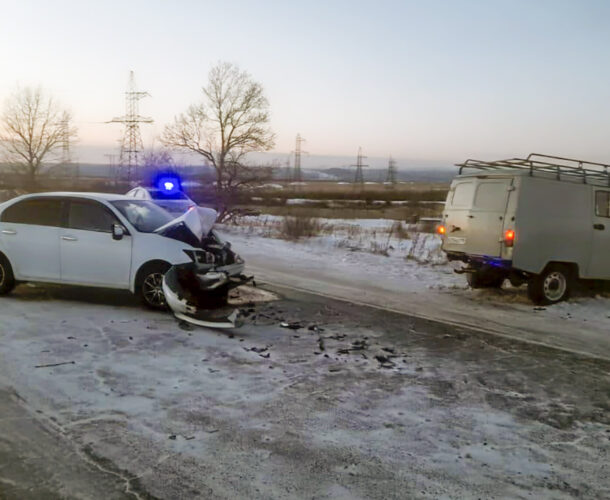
[456,153,610,187]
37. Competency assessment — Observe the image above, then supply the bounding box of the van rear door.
[443,177,513,257]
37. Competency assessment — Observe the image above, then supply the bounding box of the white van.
[439,154,610,304]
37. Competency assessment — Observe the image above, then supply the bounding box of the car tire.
[467,269,505,289]
[138,262,171,310]
[527,264,573,305]
[0,254,16,295]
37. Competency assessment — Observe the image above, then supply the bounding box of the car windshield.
[111,200,174,233]
[148,189,189,201]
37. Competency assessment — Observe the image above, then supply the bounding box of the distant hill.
[314,167,454,183]
[1,161,456,184]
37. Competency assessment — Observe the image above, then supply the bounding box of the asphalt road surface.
[0,283,608,499]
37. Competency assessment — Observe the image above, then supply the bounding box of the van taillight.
[437,225,446,235]
[504,229,515,247]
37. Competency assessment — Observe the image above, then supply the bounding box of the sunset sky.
[1,0,610,166]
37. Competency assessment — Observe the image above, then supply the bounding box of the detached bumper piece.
[162,263,253,328]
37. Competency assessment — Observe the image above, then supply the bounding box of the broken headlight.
[183,249,216,264]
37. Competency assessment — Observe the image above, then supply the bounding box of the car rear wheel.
[138,263,171,310]
[527,264,572,305]
[466,269,505,289]
[0,255,16,295]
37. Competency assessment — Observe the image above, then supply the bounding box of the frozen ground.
[219,216,610,359]
[0,284,608,499]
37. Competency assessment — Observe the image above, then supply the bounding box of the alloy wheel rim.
[0,264,4,287]
[143,273,166,307]
[543,271,566,302]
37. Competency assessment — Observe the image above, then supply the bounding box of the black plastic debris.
[374,354,396,369]
[280,321,303,330]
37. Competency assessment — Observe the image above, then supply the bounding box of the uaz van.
[439,153,610,304]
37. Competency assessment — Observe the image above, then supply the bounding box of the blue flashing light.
[154,172,182,194]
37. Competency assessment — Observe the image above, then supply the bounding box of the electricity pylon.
[59,117,78,179]
[107,71,153,182]
[293,133,306,182]
[351,147,368,184]
[386,155,397,185]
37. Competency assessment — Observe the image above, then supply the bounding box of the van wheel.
[467,270,505,289]
[0,255,16,295]
[138,262,171,310]
[527,264,572,305]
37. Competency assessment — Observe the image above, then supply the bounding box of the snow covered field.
[219,216,610,359]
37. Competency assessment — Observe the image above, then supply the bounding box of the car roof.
[9,192,137,202]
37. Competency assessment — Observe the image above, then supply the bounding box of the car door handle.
[593,223,605,230]
[1,229,17,235]
[61,236,78,241]
[467,215,475,219]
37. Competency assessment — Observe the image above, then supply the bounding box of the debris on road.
[374,355,396,369]
[35,361,76,369]
[280,321,303,330]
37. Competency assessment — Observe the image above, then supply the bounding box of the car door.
[0,197,62,280]
[587,190,610,279]
[60,199,132,287]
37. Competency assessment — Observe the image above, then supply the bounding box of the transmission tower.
[293,133,306,182]
[60,118,71,166]
[107,71,153,182]
[58,117,79,181]
[386,155,397,185]
[351,147,368,184]
[284,155,292,181]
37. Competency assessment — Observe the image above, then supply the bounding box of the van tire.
[527,264,573,305]
[467,270,505,289]
[137,261,172,310]
[0,254,16,295]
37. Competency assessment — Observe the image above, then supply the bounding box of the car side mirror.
[112,224,126,241]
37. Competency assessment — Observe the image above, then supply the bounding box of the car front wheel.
[139,263,171,310]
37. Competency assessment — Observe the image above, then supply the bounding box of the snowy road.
[0,283,609,498]
[221,230,610,361]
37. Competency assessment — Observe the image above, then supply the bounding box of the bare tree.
[142,148,176,181]
[162,62,275,219]
[0,87,77,188]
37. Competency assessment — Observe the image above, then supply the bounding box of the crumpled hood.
[154,206,218,241]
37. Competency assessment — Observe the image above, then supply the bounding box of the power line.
[107,71,153,183]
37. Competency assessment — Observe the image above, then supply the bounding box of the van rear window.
[451,182,475,207]
[595,191,610,218]
[473,182,508,211]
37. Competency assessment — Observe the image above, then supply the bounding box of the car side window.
[595,191,610,218]
[0,198,62,227]
[68,201,118,233]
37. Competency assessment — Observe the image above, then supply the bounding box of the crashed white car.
[0,193,248,324]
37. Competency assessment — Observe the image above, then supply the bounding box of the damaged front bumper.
[162,261,252,328]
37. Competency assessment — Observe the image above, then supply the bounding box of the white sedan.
[0,192,246,310]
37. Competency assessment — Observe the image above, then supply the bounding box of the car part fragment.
[162,263,252,328]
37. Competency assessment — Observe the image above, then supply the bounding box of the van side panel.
[512,177,591,275]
